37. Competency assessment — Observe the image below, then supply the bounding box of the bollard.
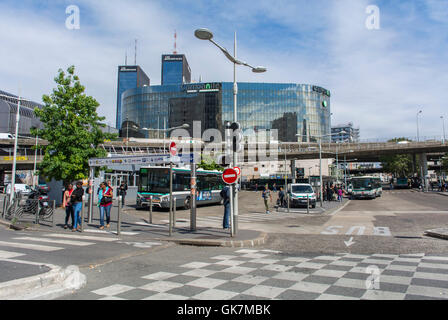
[80,195,85,232]
[149,195,153,224]
[287,193,290,213]
[117,196,121,236]
[173,197,176,228]
[307,194,309,214]
[35,199,39,225]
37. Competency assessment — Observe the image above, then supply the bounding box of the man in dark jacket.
[220,186,231,229]
[71,181,84,232]
[119,182,128,206]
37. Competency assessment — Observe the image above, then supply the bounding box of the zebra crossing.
[197,211,299,225]
[0,232,119,258]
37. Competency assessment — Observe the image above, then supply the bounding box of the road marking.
[44,233,118,242]
[320,226,392,236]
[13,236,94,247]
[0,250,25,259]
[0,241,63,252]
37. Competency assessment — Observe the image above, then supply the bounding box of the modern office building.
[116,65,150,129]
[161,54,191,85]
[331,122,360,143]
[0,90,43,135]
[120,54,331,142]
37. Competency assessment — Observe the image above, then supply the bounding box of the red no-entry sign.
[169,141,177,156]
[222,168,238,184]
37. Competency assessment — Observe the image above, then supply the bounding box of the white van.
[5,183,32,196]
[288,183,316,208]
[0,133,14,139]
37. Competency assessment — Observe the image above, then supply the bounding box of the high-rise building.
[331,122,360,142]
[116,65,150,129]
[161,54,191,85]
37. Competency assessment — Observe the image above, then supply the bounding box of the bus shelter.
[87,153,196,236]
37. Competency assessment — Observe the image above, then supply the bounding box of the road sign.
[234,166,241,176]
[170,141,177,156]
[222,168,238,184]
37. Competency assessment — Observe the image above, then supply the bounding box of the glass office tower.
[116,65,150,129]
[161,54,191,85]
[121,82,331,142]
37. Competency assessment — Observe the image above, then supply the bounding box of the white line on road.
[44,233,118,242]
[0,250,25,259]
[13,237,94,247]
[0,241,63,252]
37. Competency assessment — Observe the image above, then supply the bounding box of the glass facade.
[161,55,191,86]
[121,82,331,142]
[116,66,150,129]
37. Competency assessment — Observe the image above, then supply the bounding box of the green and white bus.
[137,167,224,210]
[351,176,382,199]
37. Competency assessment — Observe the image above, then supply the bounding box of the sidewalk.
[1,202,267,248]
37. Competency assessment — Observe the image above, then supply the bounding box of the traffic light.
[230,122,243,153]
[296,168,305,178]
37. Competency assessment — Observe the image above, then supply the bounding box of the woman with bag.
[98,182,113,230]
[62,183,74,229]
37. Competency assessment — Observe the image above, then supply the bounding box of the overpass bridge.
[0,137,446,172]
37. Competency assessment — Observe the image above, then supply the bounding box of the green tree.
[33,66,117,184]
[197,154,224,171]
[379,138,414,177]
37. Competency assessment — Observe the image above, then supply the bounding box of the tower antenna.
[134,39,137,65]
[125,50,128,65]
[173,30,177,54]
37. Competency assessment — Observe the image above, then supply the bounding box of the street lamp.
[441,116,446,144]
[195,27,266,236]
[416,110,422,142]
[296,131,346,207]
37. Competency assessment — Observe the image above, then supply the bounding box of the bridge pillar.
[419,153,428,191]
[290,160,296,183]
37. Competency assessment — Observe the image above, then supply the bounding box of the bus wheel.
[184,197,191,210]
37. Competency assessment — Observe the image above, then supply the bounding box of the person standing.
[262,185,272,214]
[337,186,343,202]
[119,182,128,207]
[62,183,74,229]
[220,186,231,229]
[278,187,285,208]
[98,182,113,230]
[71,181,84,232]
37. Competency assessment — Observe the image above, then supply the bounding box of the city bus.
[350,176,382,199]
[136,167,224,210]
[393,177,411,189]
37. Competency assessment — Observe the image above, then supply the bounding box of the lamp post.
[195,28,266,235]
[416,110,422,142]
[441,116,446,144]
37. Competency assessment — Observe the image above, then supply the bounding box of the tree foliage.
[379,137,414,177]
[197,154,224,171]
[33,66,117,183]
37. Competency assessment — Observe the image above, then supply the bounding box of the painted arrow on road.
[344,237,355,247]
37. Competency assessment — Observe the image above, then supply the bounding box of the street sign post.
[170,141,177,156]
[234,166,241,176]
[222,168,238,184]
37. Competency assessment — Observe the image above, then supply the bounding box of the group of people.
[62,181,128,231]
[323,184,344,202]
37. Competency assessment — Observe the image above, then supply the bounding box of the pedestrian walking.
[278,187,285,207]
[62,183,74,229]
[119,182,127,207]
[220,186,231,229]
[98,182,113,230]
[337,186,343,202]
[71,181,84,232]
[262,185,272,214]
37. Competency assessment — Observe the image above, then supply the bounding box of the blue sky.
[0,0,447,139]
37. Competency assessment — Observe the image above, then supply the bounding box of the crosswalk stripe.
[13,237,94,247]
[0,250,25,259]
[82,229,139,236]
[44,233,118,242]
[0,241,63,252]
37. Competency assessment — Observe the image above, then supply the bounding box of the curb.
[0,264,86,300]
[424,228,448,240]
[152,232,268,248]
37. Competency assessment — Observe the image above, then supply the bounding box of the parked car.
[0,133,14,139]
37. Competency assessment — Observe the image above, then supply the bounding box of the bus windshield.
[352,179,373,190]
[140,168,170,193]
